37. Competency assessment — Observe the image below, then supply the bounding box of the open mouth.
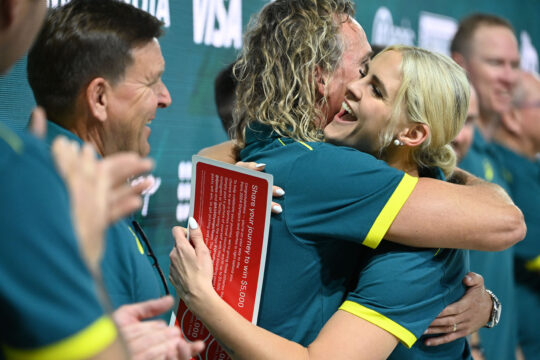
[335,102,357,122]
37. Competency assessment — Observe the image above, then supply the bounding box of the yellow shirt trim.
[363,173,418,249]
[277,138,313,151]
[128,226,145,255]
[0,122,23,154]
[340,300,417,348]
[3,316,117,360]
[526,254,540,272]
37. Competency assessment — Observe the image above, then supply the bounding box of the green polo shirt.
[492,142,540,359]
[0,121,116,359]
[458,128,517,360]
[341,168,472,359]
[240,122,417,344]
[45,121,164,309]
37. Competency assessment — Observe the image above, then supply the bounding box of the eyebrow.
[371,73,388,98]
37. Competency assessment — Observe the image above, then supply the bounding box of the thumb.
[188,217,206,251]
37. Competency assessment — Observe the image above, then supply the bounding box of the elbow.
[492,205,527,251]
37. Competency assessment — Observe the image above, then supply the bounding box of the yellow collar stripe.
[0,122,23,154]
[277,138,313,151]
[128,226,145,255]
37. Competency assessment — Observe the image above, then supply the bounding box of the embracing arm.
[169,221,398,360]
[386,168,525,251]
[198,140,238,163]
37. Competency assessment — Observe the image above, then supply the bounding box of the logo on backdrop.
[47,0,171,27]
[418,12,457,56]
[177,161,192,222]
[520,31,539,74]
[371,7,415,47]
[193,0,242,49]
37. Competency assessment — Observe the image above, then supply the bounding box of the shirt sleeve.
[0,131,117,359]
[339,243,468,348]
[285,145,417,249]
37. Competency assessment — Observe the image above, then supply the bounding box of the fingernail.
[275,188,285,196]
[188,217,199,229]
[425,341,431,346]
[255,163,266,168]
[465,275,472,282]
[272,205,282,214]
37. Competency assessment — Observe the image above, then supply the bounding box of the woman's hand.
[169,218,216,310]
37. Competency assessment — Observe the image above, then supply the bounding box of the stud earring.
[393,139,404,146]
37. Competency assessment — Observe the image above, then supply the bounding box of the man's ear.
[399,123,429,148]
[85,77,109,122]
[500,109,522,136]
[0,0,17,30]
[451,52,468,72]
[314,64,328,97]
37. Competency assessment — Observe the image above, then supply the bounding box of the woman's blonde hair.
[231,0,355,147]
[379,45,470,177]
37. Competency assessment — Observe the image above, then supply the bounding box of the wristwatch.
[484,289,502,328]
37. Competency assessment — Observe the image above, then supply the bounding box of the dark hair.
[27,0,163,122]
[450,13,514,57]
[214,62,237,138]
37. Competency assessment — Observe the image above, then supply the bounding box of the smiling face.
[321,19,372,127]
[324,50,404,155]
[104,38,171,156]
[464,25,520,118]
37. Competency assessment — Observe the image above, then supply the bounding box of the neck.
[58,113,107,157]
[476,111,500,141]
[494,128,537,160]
[384,148,419,177]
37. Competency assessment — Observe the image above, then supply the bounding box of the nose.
[346,79,363,101]
[157,81,172,108]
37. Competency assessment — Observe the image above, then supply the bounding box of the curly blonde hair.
[379,45,470,177]
[231,0,355,147]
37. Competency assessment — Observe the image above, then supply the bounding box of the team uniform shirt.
[0,122,117,359]
[458,128,517,360]
[341,168,472,359]
[45,121,164,308]
[240,122,417,344]
[492,142,540,359]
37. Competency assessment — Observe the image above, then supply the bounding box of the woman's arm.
[386,168,525,251]
[169,221,399,360]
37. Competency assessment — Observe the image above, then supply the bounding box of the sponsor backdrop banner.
[1,0,538,291]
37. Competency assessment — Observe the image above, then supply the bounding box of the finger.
[424,330,468,346]
[120,320,168,341]
[176,339,205,360]
[272,186,285,197]
[271,202,283,214]
[102,154,154,187]
[119,296,175,322]
[129,327,181,360]
[427,315,460,328]
[235,161,265,171]
[187,217,209,257]
[462,272,484,287]
[28,106,47,138]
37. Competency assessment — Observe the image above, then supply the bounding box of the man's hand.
[114,296,204,360]
[424,272,492,346]
[51,136,154,271]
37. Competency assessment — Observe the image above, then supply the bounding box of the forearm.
[188,289,308,360]
[198,140,238,164]
[387,175,526,251]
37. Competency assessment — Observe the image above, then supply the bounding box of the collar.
[45,120,84,148]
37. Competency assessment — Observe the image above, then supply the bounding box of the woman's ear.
[399,123,429,148]
[0,0,17,30]
[85,77,109,123]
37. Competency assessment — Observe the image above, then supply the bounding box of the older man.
[27,0,172,309]
[451,14,521,360]
[493,71,540,360]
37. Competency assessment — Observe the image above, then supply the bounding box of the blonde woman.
[169,46,490,359]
